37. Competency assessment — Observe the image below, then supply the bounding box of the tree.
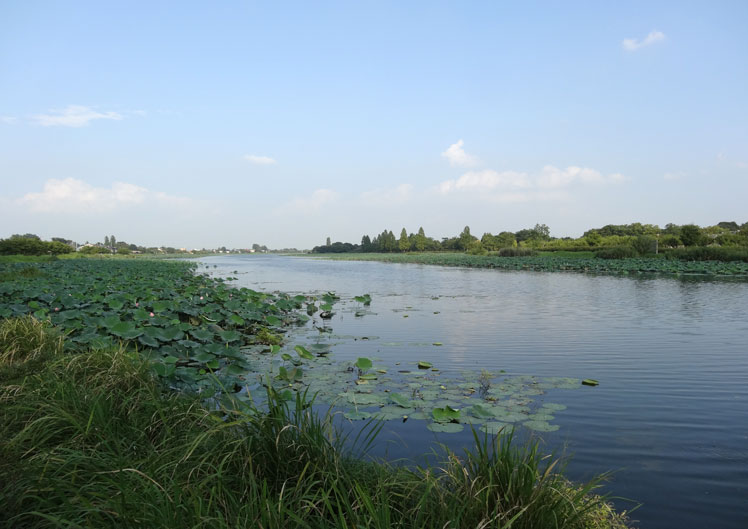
[495,232,517,248]
[585,231,602,247]
[481,233,499,251]
[415,227,426,251]
[458,226,475,250]
[717,221,739,232]
[398,228,409,252]
[111,235,116,248]
[632,235,657,255]
[104,236,110,247]
[514,229,535,243]
[533,223,551,240]
[680,224,704,247]
[326,237,331,246]
[361,235,372,252]
[660,234,681,248]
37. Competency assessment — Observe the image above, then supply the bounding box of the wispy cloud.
[622,30,665,52]
[360,184,413,206]
[244,154,276,165]
[31,105,123,127]
[0,116,17,125]
[438,170,530,194]
[441,139,477,167]
[537,165,623,188]
[18,178,191,213]
[438,165,624,201]
[278,189,338,213]
[664,172,683,181]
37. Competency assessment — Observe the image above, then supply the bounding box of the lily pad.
[355,357,373,370]
[427,422,464,433]
[344,410,372,420]
[432,406,460,423]
[523,420,559,432]
[390,393,413,408]
[480,421,509,435]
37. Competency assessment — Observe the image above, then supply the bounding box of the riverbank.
[311,252,748,277]
[0,317,630,529]
[0,259,632,528]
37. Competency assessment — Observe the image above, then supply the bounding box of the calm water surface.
[197,255,748,529]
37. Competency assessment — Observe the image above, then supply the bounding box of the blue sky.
[1,1,746,249]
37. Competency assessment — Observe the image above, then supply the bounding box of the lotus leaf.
[523,420,559,432]
[427,422,464,433]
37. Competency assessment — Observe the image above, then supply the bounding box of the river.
[196,254,748,529]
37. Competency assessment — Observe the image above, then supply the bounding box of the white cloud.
[31,105,123,127]
[360,183,413,205]
[18,178,190,213]
[622,30,665,52]
[437,165,624,200]
[0,116,17,125]
[664,172,683,180]
[278,188,338,213]
[441,139,477,167]
[438,170,530,194]
[244,154,276,165]
[537,165,624,188]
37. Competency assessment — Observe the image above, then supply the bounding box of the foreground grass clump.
[0,320,629,528]
[0,316,63,381]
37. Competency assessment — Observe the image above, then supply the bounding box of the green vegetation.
[315,252,748,277]
[0,316,630,528]
[0,234,73,256]
[0,259,312,391]
[314,221,748,263]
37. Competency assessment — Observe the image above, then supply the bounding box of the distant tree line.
[312,221,748,256]
[0,233,297,256]
[0,234,74,256]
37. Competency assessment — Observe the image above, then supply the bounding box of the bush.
[79,245,111,255]
[466,240,487,255]
[0,237,73,256]
[666,246,748,263]
[660,234,681,248]
[498,247,537,257]
[679,224,704,247]
[595,246,639,259]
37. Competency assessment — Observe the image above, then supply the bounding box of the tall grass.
[0,317,630,528]
[0,316,63,381]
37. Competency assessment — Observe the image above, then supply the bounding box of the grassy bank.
[0,316,630,528]
[312,252,748,277]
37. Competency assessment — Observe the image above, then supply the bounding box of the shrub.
[666,246,748,263]
[466,240,487,255]
[660,234,681,248]
[595,246,638,259]
[679,224,704,247]
[498,247,538,257]
[632,235,657,255]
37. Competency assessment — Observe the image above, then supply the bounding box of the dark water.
[197,255,748,529]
